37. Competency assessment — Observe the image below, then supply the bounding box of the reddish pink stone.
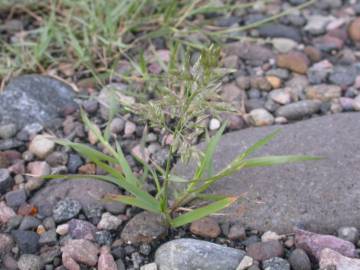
[295,229,357,261]
[320,248,360,269]
[98,246,117,270]
[0,202,16,224]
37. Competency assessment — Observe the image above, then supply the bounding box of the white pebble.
[209,118,221,131]
[140,263,158,270]
[261,230,282,242]
[29,135,55,159]
[56,224,69,236]
[236,256,253,270]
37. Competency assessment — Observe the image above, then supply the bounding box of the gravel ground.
[1,0,360,269]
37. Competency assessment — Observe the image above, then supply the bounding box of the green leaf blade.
[242,155,322,168]
[170,196,237,228]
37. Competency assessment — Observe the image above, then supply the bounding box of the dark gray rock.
[288,249,311,270]
[95,230,113,246]
[337,226,359,244]
[0,169,13,194]
[30,179,120,217]
[263,257,290,270]
[53,198,81,223]
[276,100,321,120]
[173,113,360,233]
[67,154,83,173]
[0,75,78,129]
[0,138,23,150]
[329,66,357,87]
[224,42,275,65]
[12,230,40,254]
[5,189,27,208]
[39,229,57,246]
[40,245,61,264]
[258,24,302,42]
[19,216,41,230]
[155,238,245,270]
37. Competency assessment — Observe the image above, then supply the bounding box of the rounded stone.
[18,254,43,270]
[246,240,284,261]
[288,248,311,270]
[349,18,360,43]
[0,233,14,255]
[190,217,221,238]
[337,227,359,244]
[248,109,274,126]
[0,169,13,195]
[29,135,55,159]
[0,123,18,139]
[263,257,290,270]
[97,212,122,231]
[52,198,82,223]
[276,52,310,74]
[68,219,96,240]
[209,118,221,131]
[5,189,27,208]
[121,211,167,245]
[228,224,246,241]
[11,230,40,254]
[155,238,245,270]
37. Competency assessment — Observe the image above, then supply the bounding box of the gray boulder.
[155,238,245,270]
[174,113,360,233]
[0,75,78,129]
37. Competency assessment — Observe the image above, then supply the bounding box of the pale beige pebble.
[88,124,101,145]
[56,224,69,236]
[124,121,136,136]
[36,225,46,235]
[97,212,122,231]
[29,134,55,159]
[131,145,150,163]
[27,161,50,177]
[305,84,341,102]
[140,262,158,270]
[236,256,254,270]
[272,38,297,53]
[0,201,16,224]
[209,118,221,131]
[98,246,117,270]
[320,248,360,269]
[275,116,288,125]
[353,95,360,111]
[261,231,282,242]
[331,99,342,113]
[269,89,292,105]
[247,109,274,126]
[266,76,282,89]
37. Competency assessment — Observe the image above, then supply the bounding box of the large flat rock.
[0,75,78,129]
[174,113,360,233]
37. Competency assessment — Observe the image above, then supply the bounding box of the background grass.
[0,0,314,90]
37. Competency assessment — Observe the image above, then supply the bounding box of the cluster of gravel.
[1,0,360,269]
